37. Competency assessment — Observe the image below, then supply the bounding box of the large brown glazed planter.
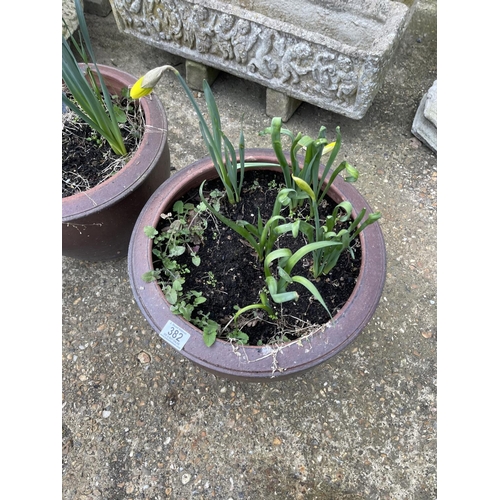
[62,64,171,261]
[128,149,386,381]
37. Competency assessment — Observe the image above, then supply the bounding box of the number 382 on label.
[160,320,190,350]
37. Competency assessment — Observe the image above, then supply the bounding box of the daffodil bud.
[292,175,316,201]
[322,141,336,155]
[130,65,173,99]
[130,76,151,99]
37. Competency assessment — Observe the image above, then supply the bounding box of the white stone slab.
[412,80,437,152]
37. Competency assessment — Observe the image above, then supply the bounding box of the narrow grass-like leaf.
[319,126,342,186]
[349,211,382,240]
[318,161,358,204]
[273,220,314,242]
[291,276,331,317]
[72,0,124,153]
[264,248,293,278]
[238,125,245,195]
[265,276,299,303]
[199,181,260,256]
[233,301,275,325]
[289,132,305,175]
[283,240,339,274]
[203,80,222,150]
[222,133,239,202]
[62,0,127,155]
[268,117,292,187]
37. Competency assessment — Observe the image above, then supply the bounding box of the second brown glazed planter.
[62,64,171,261]
[128,149,386,381]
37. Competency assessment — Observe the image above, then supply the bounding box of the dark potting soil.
[62,95,144,198]
[153,170,361,346]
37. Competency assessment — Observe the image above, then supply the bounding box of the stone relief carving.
[281,42,313,85]
[247,28,284,79]
[158,1,183,41]
[311,53,358,102]
[185,5,214,52]
[213,14,237,59]
[62,0,78,39]
[113,0,360,107]
[232,19,261,64]
[335,55,358,101]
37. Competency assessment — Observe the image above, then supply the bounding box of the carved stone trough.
[109,0,417,119]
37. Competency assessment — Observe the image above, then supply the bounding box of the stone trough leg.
[184,59,301,121]
[185,60,220,91]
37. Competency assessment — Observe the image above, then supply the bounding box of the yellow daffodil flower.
[300,140,336,156]
[130,65,172,99]
[130,76,151,99]
[322,141,336,155]
[292,175,316,201]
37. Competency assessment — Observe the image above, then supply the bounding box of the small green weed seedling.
[142,200,220,346]
[204,271,217,287]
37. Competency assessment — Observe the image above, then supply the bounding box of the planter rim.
[62,64,168,221]
[128,149,386,381]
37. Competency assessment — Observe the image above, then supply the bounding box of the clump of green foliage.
[62,0,129,156]
[142,76,381,347]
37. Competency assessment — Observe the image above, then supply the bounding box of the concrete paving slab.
[62,1,437,498]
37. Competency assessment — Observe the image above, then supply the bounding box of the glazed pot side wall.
[128,149,386,381]
[62,65,171,261]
